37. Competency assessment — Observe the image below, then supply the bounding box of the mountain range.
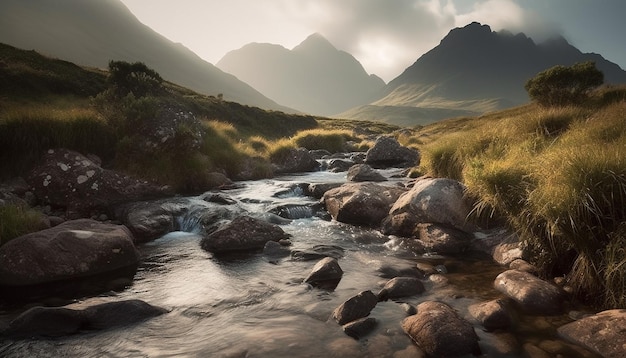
[1,1,625,127]
[0,0,291,112]
[217,34,385,116]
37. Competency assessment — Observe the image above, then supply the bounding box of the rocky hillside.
[0,0,292,112]
[340,22,626,126]
[218,33,385,116]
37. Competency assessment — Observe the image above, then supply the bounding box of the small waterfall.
[175,207,205,234]
[269,204,316,219]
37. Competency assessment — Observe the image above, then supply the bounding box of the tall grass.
[291,128,357,153]
[0,204,48,246]
[415,89,626,308]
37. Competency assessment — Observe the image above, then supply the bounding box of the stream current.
[0,169,598,357]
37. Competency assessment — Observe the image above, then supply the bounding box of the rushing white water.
[0,169,599,357]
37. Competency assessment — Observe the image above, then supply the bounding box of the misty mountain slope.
[217,33,385,116]
[340,22,626,126]
[0,0,292,112]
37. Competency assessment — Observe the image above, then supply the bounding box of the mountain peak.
[441,22,494,45]
[293,33,336,53]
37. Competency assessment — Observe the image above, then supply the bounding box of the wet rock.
[365,136,420,168]
[306,182,343,199]
[415,262,437,277]
[27,149,170,216]
[328,159,354,173]
[415,223,471,254]
[201,193,238,205]
[509,259,538,274]
[472,229,523,266]
[2,299,166,338]
[0,219,139,286]
[115,200,178,242]
[272,183,309,198]
[262,241,290,259]
[342,317,378,339]
[291,244,345,261]
[378,277,425,301]
[303,257,343,289]
[402,301,480,357]
[204,172,235,190]
[382,178,474,237]
[522,343,552,358]
[268,203,325,219]
[332,290,379,325]
[323,182,405,227]
[271,147,320,174]
[346,164,387,182]
[309,149,332,159]
[557,309,626,358]
[494,270,564,315]
[400,303,417,316]
[377,264,423,279]
[468,298,512,331]
[200,216,290,253]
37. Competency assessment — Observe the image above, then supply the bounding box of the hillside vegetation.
[408,85,626,308]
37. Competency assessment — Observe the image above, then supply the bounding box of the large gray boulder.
[323,182,406,227]
[494,270,564,315]
[557,309,626,358]
[346,164,387,182]
[200,216,290,253]
[402,301,480,357]
[272,147,320,174]
[2,299,167,338]
[382,178,474,237]
[365,136,420,168]
[27,149,170,216]
[0,219,139,286]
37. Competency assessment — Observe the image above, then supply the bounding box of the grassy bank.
[411,86,626,308]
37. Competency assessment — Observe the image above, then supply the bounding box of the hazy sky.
[119,0,626,82]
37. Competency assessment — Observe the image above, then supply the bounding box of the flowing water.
[0,169,599,357]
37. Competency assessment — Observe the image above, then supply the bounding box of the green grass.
[414,88,626,308]
[0,204,48,246]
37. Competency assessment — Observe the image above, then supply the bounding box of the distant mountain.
[217,33,385,116]
[0,0,291,112]
[340,22,626,126]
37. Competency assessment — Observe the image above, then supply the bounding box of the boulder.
[346,164,387,182]
[402,301,480,357]
[377,277,425,300]
[365,136,420,168]
[290,244,345,261]
[3,299,166,338]
[27,149,169,216]
[382,178,474,237]
[332,290,379,325]
[0,219,139,286]
[494,270,564,315]
[272,147,320,174]
[415,223,471,254]
[323,183,406,227]
[468,298,512,331]
[200,216,290,253]
[327,159,354,173]
[307,182,343,199]
[303,257,343,289]
[557,309,626,358]
[342,317,378,339]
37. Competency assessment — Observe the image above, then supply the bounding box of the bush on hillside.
[525,61,604,107]
[107,60,163,98]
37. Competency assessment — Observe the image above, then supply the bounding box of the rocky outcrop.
[323,182,406,227]
[200,216,290,253]
[377,277,425,300]
[346,164,387,182]
[402,301,480,357]
[303,257,343,289]
[332,290,379,325]
[494,270,564,315]
[557,309,626,358]
[382,178,474,237]
[2,299,167,338]
[0,219,138,286]
[272,147,320,174]
[27,149,169,217]
[364,136,420,168]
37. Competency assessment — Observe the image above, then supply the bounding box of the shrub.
[525,61,604,107]
[0,204,48,246]
[107,60,163,98]
[291,129,355,153]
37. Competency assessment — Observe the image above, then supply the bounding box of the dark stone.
[558,309,626,358]
[200,216,290,253]
[0,219,139,286]
[365,136,420,168]
[303,257,343,289]
[468,298,512,331]
[307,182,343,199]
[332,290,379,325]
[290,244,345,261]
[415,223,471,254]
[328,159,354,173]
[272,147,320,174]
[346,164,387,182]
[342,317,378,339]
[402,301,480,357]
[378,277,425,300]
